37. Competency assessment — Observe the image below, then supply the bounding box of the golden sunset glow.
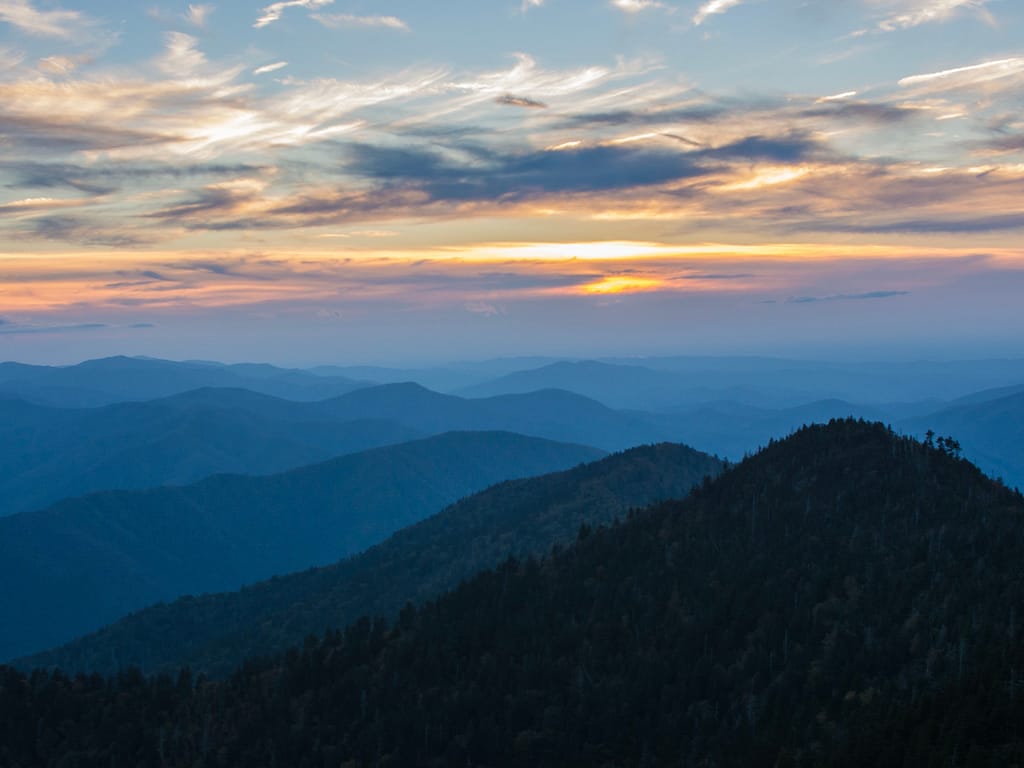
[0,0,1021,362]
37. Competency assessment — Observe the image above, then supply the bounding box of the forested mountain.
[3,420,1022,765]
[0,432,601,662]
[0,391,421,517]
[20,443,722,678]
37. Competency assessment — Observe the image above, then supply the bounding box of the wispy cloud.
[611,0,667,13]
[253,61,288,75]
[311,13,409,31]
[693,0,743,25]
[521,0,544,12]
[0,319,107,335]
[495,94,548,108]
[874,0,992,32]
[787,290,910,304]
[254,0,332,29]
[0,0,87,39]
[185,4,213,28]
[898,57,1024,88]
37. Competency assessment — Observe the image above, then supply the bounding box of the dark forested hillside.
[0,432,601,662]
[3,420,1023,766]
[20,443,722,678]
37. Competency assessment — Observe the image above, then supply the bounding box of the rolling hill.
[19,442,722,678]
[0,432,602,661]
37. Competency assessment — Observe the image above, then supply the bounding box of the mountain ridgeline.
[0,356,369,407]
[19,443,722,678]
[0,391,421,517]
[3,420,1023,765]
[0,432,602,662]
[0,381,672,517]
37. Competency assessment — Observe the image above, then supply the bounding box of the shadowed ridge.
[18,441,721,678]
[0,430,602,662]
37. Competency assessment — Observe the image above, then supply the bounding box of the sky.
[0,0,1022,365]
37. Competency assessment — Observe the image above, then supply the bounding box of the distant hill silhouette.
[654,397,889,459]
[903,390,1024,490]
[0,432,601,661]
[0,383,671,516]
[460,356,1024,410]
[314,382,668,450]
[0,390,421,517]
[19,443,722,678]
[4,421,1023,764]
[0,356,369,407]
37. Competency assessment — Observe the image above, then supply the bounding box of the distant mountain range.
[5,421,1022,764]
[0,383,675,517]
[19,443,722,677]
[457,356,1024,410]
[0,431,602,661]
[0,356,368,407]
[4,361,1022,520]
[0,390,422,517]
[902,390,1024,490]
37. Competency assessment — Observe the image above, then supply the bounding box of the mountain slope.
[3,420,1022,765]
[0,432,602,661]
[20,443,722,678]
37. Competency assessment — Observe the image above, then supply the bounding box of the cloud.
[874,0,992,32]
[253,61,289,75]
[495,94,548,109]
[254,0,333,28]
[521,0,544,12]
[693,0,744,25]
[311,13,409,30]
[27,215,151,247]
[0,320,108,335]
[823,213,1024,234]
[898,57,1024,88]
[156,31,208,77]
[465,302,503,316]
[185,4,213,28]
[786,291,910,304]
[343,141,712,201]
[611,0,667,12]
[0,0,88,39]
[1,160,269,194]
[0,196,91,215]
[37,55,84,76]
